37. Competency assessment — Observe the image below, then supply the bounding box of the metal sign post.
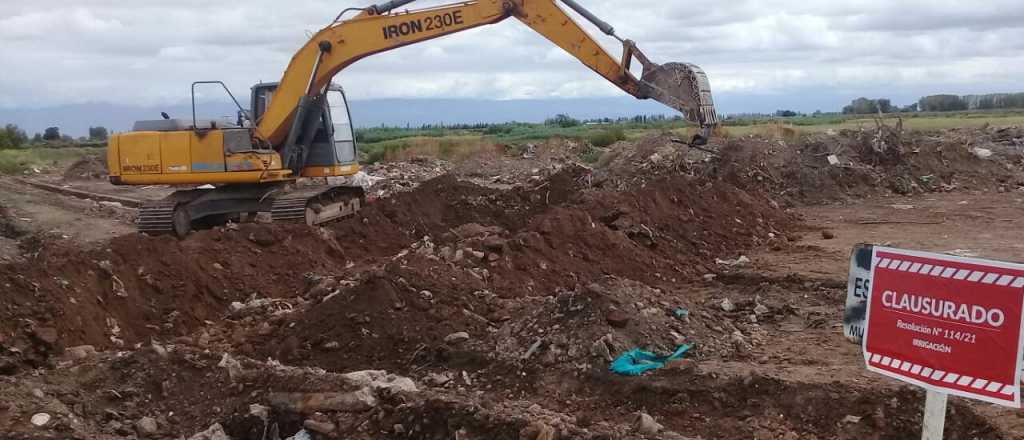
[922,390,948,440]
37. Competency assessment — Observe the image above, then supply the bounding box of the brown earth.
[0,126,1022,439]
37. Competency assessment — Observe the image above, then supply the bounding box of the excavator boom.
[258,0,718,147]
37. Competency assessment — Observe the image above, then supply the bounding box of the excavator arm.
[258,0,718,151]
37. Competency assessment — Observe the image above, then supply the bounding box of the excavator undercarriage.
[136,184,365,237]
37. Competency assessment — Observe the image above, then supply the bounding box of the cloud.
[0,0,1021,111]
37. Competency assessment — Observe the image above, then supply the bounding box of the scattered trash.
[444,332,470,345]
[30,413,51,427]
[827,155,840,166]
[890,204,915,210]
[634,412,663,435]
[609,345,692,376]
[946,249,978,257]
[350,171,386,189]
[522,338,544,360]
[720,298,736,312]
[842,415,862,424]
[673,307,690,320]
[715,255,750,267]
[971,147,994,159]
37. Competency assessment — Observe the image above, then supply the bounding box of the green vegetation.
[587,127,627,148]
[354,109,1024,165]
[0,146,105,175]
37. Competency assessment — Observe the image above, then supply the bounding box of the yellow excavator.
[107,0,719,237]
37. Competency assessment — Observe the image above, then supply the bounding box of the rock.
[135,416,159,437]
[217,353,244,380]
[521,420,558,440]
[150,342,168,358]
[634,412,663,435]
[30,413,51,427]
[590,338,612,361]
[188,423,230,440]
[821,230,835,240]
[303,419,337,434]
[249,232,277,247]
[424,372,453,387]
[482,236,507,252]
[452,223,504,239]
[605,310,630,328]
[212,263,224,270]
[65,345,97,360]
[753,304,769,315]
[268,390,378,413]
[257,322,274,336]
[31,388,45,398]
[249,404,270,421]
[731,331,748,348]
[444,332,471,345]
[197,331,211,347]
[720,298,736,312]
[702,273,717,281]
[0,357,18,376]
[321,341,340,350]
[31,327,59,348]
[470,250,486,260]
[340,370,419,393]
[486,252,501,262]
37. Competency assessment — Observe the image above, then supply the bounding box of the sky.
[1,0,1022,116]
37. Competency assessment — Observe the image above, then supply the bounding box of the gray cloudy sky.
[1,0,1022,112]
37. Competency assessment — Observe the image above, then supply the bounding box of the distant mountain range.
[0,92,874,137]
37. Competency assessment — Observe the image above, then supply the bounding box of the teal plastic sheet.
[609,344,692,376]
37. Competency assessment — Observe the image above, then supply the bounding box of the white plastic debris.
[715,255,751,267]
[350,171,385,189]
[971,147,994,159]
[30,413,51,427]
[286,429,313,440]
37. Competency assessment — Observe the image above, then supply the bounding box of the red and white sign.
[864,247,1024,407]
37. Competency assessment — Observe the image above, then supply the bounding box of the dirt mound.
[0,221,403,369]
[245,165,793,387]
[595,127,1024,205]
[62,155,108,180]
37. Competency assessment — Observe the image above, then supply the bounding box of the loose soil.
[1,126,1023,439]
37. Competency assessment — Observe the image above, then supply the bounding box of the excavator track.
[136,201,177,234]
[135,184,365,236]
[274,185,365,226]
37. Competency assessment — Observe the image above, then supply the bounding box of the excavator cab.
[251,82,358,176]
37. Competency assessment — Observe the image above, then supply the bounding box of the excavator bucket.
[638,62,719,145]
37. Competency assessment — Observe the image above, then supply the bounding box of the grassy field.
[354,110,1024,164]
[0,146,105,175]
[1,111,1021,176]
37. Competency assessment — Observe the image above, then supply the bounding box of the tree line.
[839,92,1024,115]
[0,124,109,149]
